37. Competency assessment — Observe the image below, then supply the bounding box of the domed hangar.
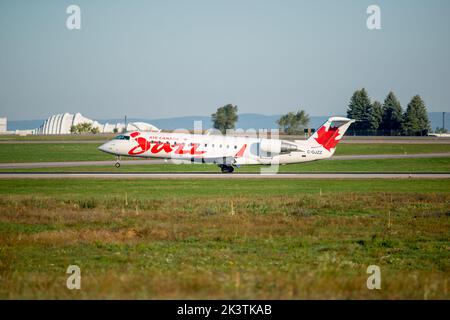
[33,113,158,134]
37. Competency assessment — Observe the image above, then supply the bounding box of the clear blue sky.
[1,0,449,120]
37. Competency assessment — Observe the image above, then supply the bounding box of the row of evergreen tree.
[347,89,431,136]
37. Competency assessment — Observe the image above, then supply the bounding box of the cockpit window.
[114,135,130,140]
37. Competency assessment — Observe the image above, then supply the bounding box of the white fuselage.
[98,116,355,170]
[98,131,332,166]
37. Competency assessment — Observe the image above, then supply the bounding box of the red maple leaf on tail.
[314,126,341,151]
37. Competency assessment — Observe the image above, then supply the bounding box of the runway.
[0,153,449,169]
[0,172,449,179]
[0,159,171,169]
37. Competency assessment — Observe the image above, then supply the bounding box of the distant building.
[30,112,158,135]
[0,117,6,133]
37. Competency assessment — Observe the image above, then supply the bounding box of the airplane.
[98,116,355,173]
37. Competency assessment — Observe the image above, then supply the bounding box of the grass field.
[0,179,449,299]
[0,143,449,163]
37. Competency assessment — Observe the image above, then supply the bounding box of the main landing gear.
[219,164,234,173]
[115,155,121,168]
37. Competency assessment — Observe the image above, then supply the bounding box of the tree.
[277,114,290,134]
[69,122,98,134]
[78,122,92,133]
[211,104,238,134]
[402,95,431,136]
[90,126,100,134]
[346,88,372,133]
[380,91,403,135]
[277,110,310,135]
[435,127,448,133]
[370,100,383,131]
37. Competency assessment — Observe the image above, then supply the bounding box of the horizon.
[6,112,334,122]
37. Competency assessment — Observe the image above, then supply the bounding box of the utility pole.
[124,115,127,132]
[443,112,446,132]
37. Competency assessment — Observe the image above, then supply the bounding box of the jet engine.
[259,139,300,154]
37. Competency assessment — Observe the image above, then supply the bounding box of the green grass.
[0,178,449,199]
[0,178,448,299]
[1,157,449,173]
[335,143,450,156]
[0,143,110,162]
[0,143,449,163]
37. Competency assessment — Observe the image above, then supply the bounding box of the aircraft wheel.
[115,162,121,168]
[220,165,234,173]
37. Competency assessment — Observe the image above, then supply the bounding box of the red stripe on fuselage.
[235,144,247,157]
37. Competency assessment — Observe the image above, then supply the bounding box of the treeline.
[211,104,311,135]
[347,89,431,136]
[211,90,432,136]
[70,122,100,134]
[276,110,310,135]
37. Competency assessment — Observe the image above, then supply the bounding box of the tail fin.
[306,117,355,152]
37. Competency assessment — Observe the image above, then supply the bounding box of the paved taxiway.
[0,153,449,169]
[0,172,449,179]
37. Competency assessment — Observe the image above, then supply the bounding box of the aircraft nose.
[98,142,109,153]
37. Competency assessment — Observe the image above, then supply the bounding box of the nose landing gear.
[115,155,121,168]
